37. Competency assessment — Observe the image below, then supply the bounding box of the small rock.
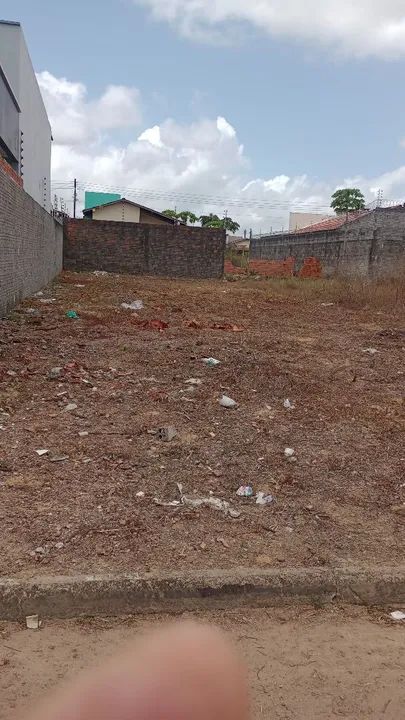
[35,449,49,457]
[55,542,64,550]
[217,536,230,548]
[284,448,295,458]
[256,554,273,567]
[200,542,207,550]
[158,426,177,442]
[185,378,202,386]
[78,431,89,438]
[390,610,405,621]
[48,367,63,380]
[64,403,78,412]
[219,395,238,409]
[49,455,69,463]
[136,491,145,498]
[7,370,17,377]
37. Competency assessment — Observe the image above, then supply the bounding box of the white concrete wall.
[0,21,51,211]
[93,202,141,222]
[289,212,332,231]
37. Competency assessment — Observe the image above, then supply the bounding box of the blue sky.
[3,0,405,229]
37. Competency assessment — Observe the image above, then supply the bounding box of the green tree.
[199,214,240,233]
[177,210,198,225]
[199,213,221,227]
[331,188,366,215]
[162,209,179,220]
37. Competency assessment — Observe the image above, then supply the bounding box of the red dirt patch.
[0,272,404,578]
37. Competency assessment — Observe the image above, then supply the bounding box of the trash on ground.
[217,536,230,548]
[185,378,202,386]
[93,270,108,276]
[48,367,63,380]
[202,357,220,367]
[64,403,78,412]
[78,431,89,438]
[321,302,335,307]
[121,300,144,311]
[362,348,378,355]
[283,399,295,410]
[35,291,44,297]
[210,323,244,332]
[35,449,49,457]
[284,448,295,458]
[219,395,238,409]
[136,491,145,498]
[75,284,85,288]
[256,492,274,505]
[140,319,168,332]
[156,483,240,518]
[158,426,177,442]
[66,310,79,320]
[390,610,405,621]
[186,319,202,329]
[26,615,41,630]
[237,486,254,497]
[55,542,64,550]
[49,455,69,463]
[40,298,56,304]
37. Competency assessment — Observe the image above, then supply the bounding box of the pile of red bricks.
[224,260,246,275]
[298,257,322,278]
[248,257,295,278]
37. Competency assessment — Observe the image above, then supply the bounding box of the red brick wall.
[64,219,225,279]
[0,156,23,187]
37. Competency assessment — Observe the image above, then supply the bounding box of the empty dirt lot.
[1,607,404,720]
[0,273,404,577]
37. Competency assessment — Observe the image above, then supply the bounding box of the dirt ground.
[0,272,404,577]
[1,606,404,719]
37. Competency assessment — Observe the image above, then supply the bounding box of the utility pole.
[73,178,77,218]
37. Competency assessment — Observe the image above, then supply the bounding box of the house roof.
[295,210,370,234]
[82,198,179,224]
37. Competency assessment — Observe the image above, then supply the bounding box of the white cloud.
[44,72,405,232]
[37,71,141,146]
[133,0,405,59]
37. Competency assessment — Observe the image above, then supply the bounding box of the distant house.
[82,198,179,225]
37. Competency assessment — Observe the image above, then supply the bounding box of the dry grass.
[259,273,405,310]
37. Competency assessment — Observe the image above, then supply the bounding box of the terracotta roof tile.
[295,211,370,234]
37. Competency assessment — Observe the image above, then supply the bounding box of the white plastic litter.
[121,300,144,311]
[362,348,378,355]
[283,399,295,410]
[136,491,145,498]
[155,483,240,518]
[202,357,220,367]
[26,615,41,630]
[256,492,274,506]
[390,610,405,621]
[284,448,295,458]
[237,486,254,497]
[35,449,49,457]
[219,395,237,409]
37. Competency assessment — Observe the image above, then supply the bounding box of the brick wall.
[64,219,225,279]
[250,208,405,278]
[0,156,23,187]
[0,165,63,316]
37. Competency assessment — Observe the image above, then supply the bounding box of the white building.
[289,212,332,232]
[0,20,52,210]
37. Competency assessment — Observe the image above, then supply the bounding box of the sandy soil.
[0,272,404,577]
[1,606,404,719]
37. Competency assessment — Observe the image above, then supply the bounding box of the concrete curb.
[1,566,405,620]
